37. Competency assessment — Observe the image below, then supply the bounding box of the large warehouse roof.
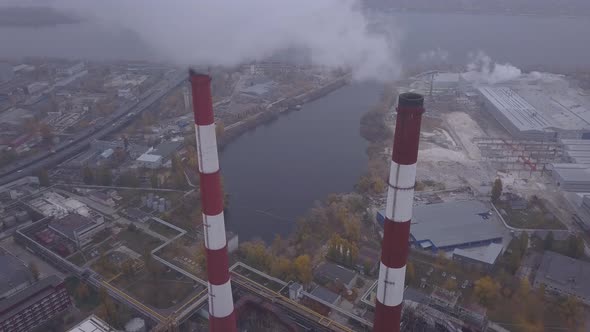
[534,251,590,305]
[478,87,551,132]
[410,201,504,250]
[479,85,590,135]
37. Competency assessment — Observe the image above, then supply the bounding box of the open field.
[495,199,566,230]
[112,267,202,309]
[115,228,163,254]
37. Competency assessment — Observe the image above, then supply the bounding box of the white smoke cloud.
[418,48,449,63]
[462,51,522,84]
[52,0,401,81]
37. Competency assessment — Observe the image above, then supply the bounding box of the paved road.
[0,71,188,186]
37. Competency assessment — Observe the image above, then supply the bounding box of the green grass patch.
[67,252,86,266]
[116,228,163,255]
[495,199,566,230]
[148,219,181,239]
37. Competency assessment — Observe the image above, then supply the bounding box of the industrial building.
[533,251,590,305]
[136,153,163,169]
[406,201,504,251]
[0,249,33,299]
[49,213,105,248]
[561,139,590,165]
[452,243,504,271]
[67,315,114,332]
[310,285,341,305]
[136,140,182,169]
[552,164,590,192]
[478,86,590,141]
[57,62,85,76]
[0,275,71,332]
[28,191,91,218]
[314,262,357,290]
[0,63,14,83]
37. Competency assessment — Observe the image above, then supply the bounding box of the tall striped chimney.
[374,93,424,332]
[189,70,237,332]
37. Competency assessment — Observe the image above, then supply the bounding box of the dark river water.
[2,12,590,241]
[220,83,378,242]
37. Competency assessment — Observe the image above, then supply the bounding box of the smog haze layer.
[52,0,401,81]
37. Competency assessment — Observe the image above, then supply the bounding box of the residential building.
[0,275,71,332]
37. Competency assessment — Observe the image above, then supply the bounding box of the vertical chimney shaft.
[190,70,237,332]
[374,92,424,332]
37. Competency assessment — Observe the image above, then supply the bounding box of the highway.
[0,71,188,186]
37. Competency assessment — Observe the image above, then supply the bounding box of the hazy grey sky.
[52,0,401,81]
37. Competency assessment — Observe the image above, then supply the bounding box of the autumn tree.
[270,256,293,280]
[544,231,554,251]
[75,282,90,301]
[519,232,529,253]
[35,169,50,187]
[327,234,358,267]
[443,278,458,291]
[195,245,207,274]
[405,262,416,285]
[566,234,585,259]
[39,123,54,145]
[271,234,286,256]
[82,166,95,184]
[98,286,121,327]
[436,251,449,267]
[121,260,135,277]
[558,296,585,331]
[491,178,503,203]
[98,167,112,186]
[117,170,140,187]
[293,255,313,284]
[240,241,271,271]
[359,108,393,143]
[29,261,40,281]
[474,276,500,307]
[150,173,159,188]
[216,122,225,140]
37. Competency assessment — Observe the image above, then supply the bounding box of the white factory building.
[478,80,590,141]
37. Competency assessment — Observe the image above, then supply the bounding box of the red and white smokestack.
[374,93,424,332]
[190,70,237,332]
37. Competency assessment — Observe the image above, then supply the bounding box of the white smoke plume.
[462,51,522,84]
[52,0,401,81]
